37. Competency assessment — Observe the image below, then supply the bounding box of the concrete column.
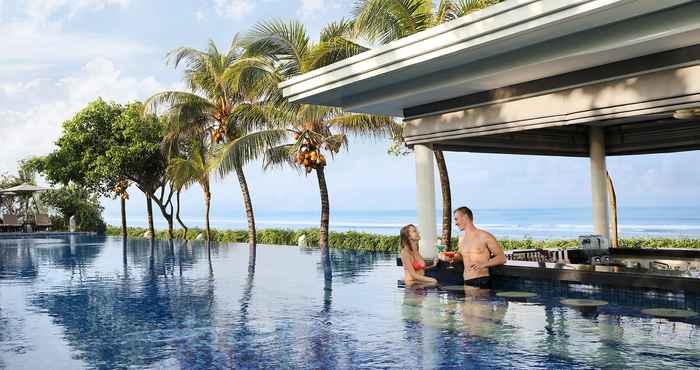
[415,144,437,258]
[589,126,610,239]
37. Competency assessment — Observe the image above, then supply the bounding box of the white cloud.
[0,0,146,78]
[0,58,172,174]
[195,9,205,22]
[214,0,254,19]
[298,0,323,17]
[0,63,53,75]
[0,79,45,96]
[0,21,150,76]
[297,0,344,19]
[22,0,130,22]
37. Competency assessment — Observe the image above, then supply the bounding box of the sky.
[1,0,699,225]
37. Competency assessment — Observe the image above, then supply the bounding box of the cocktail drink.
[436,244,446,253]
[444,251,456,269]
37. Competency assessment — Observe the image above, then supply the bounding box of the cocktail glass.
[436,244,445,254]
[444,251,456,269]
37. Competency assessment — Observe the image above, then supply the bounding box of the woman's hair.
[400,224,417,252]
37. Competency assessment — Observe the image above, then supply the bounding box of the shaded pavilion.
[280,0,700,258]
[0,183,49,219]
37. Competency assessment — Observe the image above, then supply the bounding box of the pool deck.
[0,232,96,239]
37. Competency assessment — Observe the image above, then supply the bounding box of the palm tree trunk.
[154,201,174,240]
[204,189,211,241]
[175,190,188,239]
[235,166,257,264]
[606,171,619,248]
[120,195,127,241]
[316,166,332,286]
[166,214,174,240]
[434,150,452,250]
[146,195,155,242]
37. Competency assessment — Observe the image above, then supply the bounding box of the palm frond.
[143,91,215,116]
[216,129,289,176]
[322,133,349,156]
[227,33,245,64]
[298,104,334,127]
[224,56,286,102]
[327,113,399,139]
[353,0,433,44]
[263,144,297,171]
[228,102,296,134]
[309,35,368,70]
[454,0,504,17]
[166,47,207,70]
[435,0,458,24]
[243,19,310,75]
[168,157,200,190]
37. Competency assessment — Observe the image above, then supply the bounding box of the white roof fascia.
[346,6,700,116]
[279,0,693,111]
[278,0,534,89]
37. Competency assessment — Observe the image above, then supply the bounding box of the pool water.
[1,236,699,369]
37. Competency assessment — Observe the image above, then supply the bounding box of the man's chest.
[458,236,488,255]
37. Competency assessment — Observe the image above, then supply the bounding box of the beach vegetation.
[40,185,106,233]
[105,226,700,252]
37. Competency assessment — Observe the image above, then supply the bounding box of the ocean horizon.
[106,206,700,240]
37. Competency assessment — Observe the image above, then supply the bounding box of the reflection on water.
[1,236,700,369]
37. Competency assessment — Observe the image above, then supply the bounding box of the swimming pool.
[1,236,698,369]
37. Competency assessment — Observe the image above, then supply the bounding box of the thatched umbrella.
[0,184,49,219]
[0,184,49,194]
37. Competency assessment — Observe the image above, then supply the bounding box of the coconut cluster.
[212,127,226,143]
[295,144,326,173]
[113,180,129,199]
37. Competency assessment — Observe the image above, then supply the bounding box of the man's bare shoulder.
[475,228,496,240]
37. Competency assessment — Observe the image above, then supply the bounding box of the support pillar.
[589,126,610,239]
[415,144,437,258]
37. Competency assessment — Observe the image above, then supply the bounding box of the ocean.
[106,207,700,240]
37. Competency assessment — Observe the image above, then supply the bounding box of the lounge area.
[0,184,53,233]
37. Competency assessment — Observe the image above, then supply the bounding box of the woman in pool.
[399,224,438,286]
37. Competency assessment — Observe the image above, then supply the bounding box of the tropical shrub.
[105,226,700,251]
[41,185,106,233]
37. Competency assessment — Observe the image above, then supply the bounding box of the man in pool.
[447,206,506,289]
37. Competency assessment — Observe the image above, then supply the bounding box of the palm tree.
[238,20,399,283]
[167,138,216,241]
[353,0,505,249]
[113,180,130,241]
[146,37,287,257]
[161,116,193,239]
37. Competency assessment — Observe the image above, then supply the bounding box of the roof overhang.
[279,0,700,117]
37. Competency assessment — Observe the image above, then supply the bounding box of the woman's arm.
[425,256,439,270]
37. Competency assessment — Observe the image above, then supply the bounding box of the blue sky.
[1,0,699,225]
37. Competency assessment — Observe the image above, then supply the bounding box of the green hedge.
[106,226,700,252]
